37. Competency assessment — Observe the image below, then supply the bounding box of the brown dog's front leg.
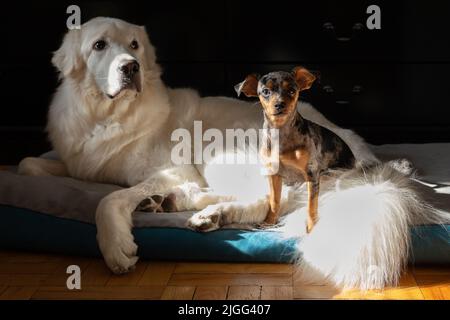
[306,179,319,233]
[265,174,282,224]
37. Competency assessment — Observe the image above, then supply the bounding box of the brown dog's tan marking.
[266,174,282,224]
[306,181,319,232]
[279,149,310,176]
[235,66,356,233]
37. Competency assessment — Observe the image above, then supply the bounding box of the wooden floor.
[0,250,448,300]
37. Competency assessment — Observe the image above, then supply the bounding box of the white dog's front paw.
[98,231,139,274]
[96,203,139,274]
[187,205,223,232]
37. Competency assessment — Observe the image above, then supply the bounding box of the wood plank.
[413,267,450,284]
[175,263,292,274]
[379,286,424,300]
[412,267,450,276]
[413,268,450,300]
[335,271,424,300]
[32,286,164,300]
[439,286,450,300]
[0,262,59,274]
[0,286,38,300]
[0,251,14,260]
[107,262,148,286]
[261,286,293,300]
[336,286,424,300]
[138,262,176,286]
[227,286,261,300]
[0,274,49,286]
[293,285,341,300]
[82,260,111,286]
[414,273,450,286]
[419,285,448,300]
[193,286,228,300]
[161,286,195,300]
[0,250,446,301]
[1,252,63,263]
[372,271,424,300]
[170,273,292,286]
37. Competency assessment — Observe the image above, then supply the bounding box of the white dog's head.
[52,17,158,99]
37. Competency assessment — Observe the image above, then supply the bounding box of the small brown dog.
[235,66,355,232]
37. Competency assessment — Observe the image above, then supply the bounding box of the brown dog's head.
[235,66,316,128]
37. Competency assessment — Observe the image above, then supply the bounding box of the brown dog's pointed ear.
[292,66,316,91]
[234,74,260,97]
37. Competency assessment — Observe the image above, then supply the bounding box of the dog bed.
[0,143,449,264]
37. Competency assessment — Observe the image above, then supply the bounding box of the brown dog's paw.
[263,210,279,226]
[263,216,278,225]
[136,193,177,213]
[306,218,316,234]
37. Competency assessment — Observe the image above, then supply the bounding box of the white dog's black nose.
[119,61,140,77]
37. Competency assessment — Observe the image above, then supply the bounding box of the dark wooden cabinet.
[0,0,449,163]
[224,1,450,143]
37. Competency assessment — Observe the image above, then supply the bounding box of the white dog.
[18,17,447,289]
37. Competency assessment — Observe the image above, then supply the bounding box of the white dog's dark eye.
[93,40,106,51]
[130,40,139,50]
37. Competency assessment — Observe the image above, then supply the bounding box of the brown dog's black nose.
[275,103,285,111]
[119,61,140,77]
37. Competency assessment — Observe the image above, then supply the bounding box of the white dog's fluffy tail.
[284,164,450,290]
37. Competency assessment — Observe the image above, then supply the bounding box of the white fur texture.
[283,165,450,290]
[19,17,449,289]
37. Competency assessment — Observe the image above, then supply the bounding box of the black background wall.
[1,0,449,164]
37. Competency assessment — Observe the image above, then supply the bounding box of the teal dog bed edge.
[0,205,448,264]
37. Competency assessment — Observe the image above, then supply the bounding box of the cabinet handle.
[323,22,364,42]
[323,85,363,94]
[322,84,363,105]
[352,85,363,93]
[323,85,334,93]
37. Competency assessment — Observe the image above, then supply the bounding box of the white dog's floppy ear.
[138,26,158,72]
[234,74,260,97]
[52,29,83,78]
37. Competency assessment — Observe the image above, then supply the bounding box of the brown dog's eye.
[262,88,270,96]
[288,89,296,96]
[93,40,106,51]
[130,40,139,50]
